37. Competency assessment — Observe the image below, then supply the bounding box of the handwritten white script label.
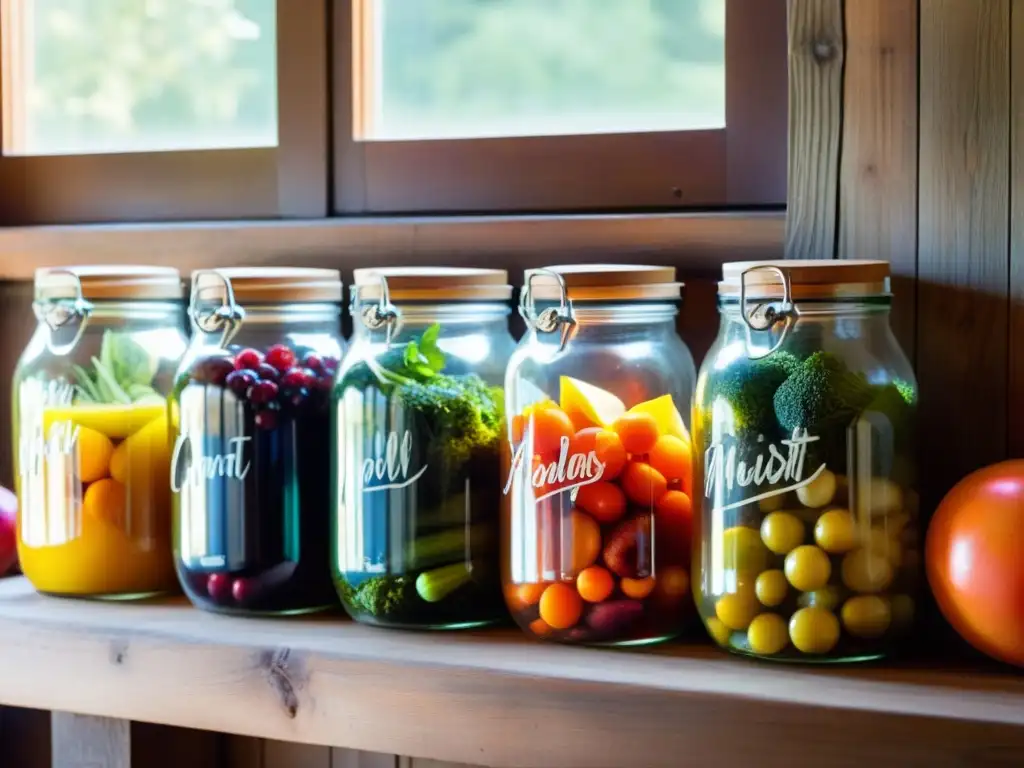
[362,430,428,493]
[704,428,825,513]
[170,434,251,492]
[504,435,605,502]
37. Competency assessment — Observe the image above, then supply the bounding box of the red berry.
[225,369,256,397]
[265,344,296,372]
[248,380,278,405]
[191,355,234,385]
[232,577,258,604]
[280,367,314,389]
[234,348,263,371]
[256,363,280,382]
[207,573,233,603]
[255,409,279,430]
[302,353,323,372]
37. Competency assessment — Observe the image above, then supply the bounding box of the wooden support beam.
[51,712,130,768]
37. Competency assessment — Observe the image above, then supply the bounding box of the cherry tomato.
[575,481,626,524]
[576,566,614,602]
[570,427,627,481]
[612,412,660,455]
[647,434,693,492]
[539,583,583,629]
[529,405,576,457]
[620,462,668,507]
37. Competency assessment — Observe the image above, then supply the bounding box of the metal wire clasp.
[519,269,576,352]
[739,265,799,360]
[190,269,245,348]
[32,269,94,355]
[352,275,400,348]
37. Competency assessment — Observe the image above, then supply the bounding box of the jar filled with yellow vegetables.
[693,261,919,662]
[13,267,187,598]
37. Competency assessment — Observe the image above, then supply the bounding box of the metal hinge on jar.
[189,269,246,347]
[32,269,94,355]
[740,264,800,360]
[519,268,576,352]
[352,274,400,348]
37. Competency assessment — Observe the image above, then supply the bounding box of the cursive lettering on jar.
[18,420,80,480]
[504,435,605,501]
[362,430,427,493]
[704,428,825,513]
[170,434,251,493]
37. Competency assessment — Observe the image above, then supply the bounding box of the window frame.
[0,0,329,225]
[332,0,788,215]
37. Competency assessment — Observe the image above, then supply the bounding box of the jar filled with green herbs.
[332,268,514,629]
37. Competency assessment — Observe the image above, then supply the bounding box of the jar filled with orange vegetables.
[502,265,696,645]
[13,267,187,598]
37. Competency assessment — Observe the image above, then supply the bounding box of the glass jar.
[693,260,919,662]
[171,268,344,616]
[333,267,514,629]
[13,266,187,598]
[502,265,697,645]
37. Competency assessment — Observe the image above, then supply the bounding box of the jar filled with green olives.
[692,261,919,662]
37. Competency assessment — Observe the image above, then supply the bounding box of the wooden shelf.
[1,576,1023,767]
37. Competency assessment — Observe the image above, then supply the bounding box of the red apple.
[0,485,17,576]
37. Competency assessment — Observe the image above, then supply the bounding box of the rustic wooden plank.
[0,213,784,281]
[3,579,1024,767]
[51,713,130,768]
[918,0,1011,498]
[264,741,332,768]
[0,706,51,768]
[839,0,919,360]
[1009,0,1024,455]
[785,0,845,259]
[225,734,265,768]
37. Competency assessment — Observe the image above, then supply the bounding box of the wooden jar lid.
[193,268,343,304]
[524,264,682,302]
[720,260,891,299]
[35,266,183,301]
[352,267,512,302]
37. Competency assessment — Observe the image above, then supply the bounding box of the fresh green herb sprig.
[73,330,164,406]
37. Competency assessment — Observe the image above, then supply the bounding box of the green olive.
[760,512,806,555]
[704,617,732,646]
[784,545,832,592]
[797,585,844,612]
[841,548,894,594]
[748,613,789,655]
[789,606,840,654]
[715,580,760,631]
[796,469,837,508]
[841,595,891,638]
[755,569,788,607]
[814,508,857,553]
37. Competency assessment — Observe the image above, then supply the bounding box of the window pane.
[368,0,725,141]
[4,0,277,155]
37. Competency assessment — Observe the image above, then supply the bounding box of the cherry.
[255,408,279,430]
[225,369,257,397]
[234,348,263,371]
[280,367,314,389]
[190,355,234,386]
[256,362,280,382]
[207,573,233,603]
[265,344,296,372]
[248,380,278,405]
[232,577,259,604]
[302,352,323,372]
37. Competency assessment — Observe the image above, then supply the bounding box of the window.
[334,0,787,213]
[0,0,786,225]
[0,0,327,224]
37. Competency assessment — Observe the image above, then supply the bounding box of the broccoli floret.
[773,351,873,435]
[708,350,800,436]
[338,575,412,617]
[394,373,503,475]
[894,378,916,406]
[862,381,917,439]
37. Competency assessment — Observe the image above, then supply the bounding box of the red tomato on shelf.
[926,460,1024,667]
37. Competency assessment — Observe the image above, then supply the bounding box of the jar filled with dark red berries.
[171,268,344,616]
[333,268,514,629]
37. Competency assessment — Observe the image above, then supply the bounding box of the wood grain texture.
[51,712,130,768]
[917,0,1011,500]
[785,0,846,259]
[839,0,919,360]
[0,213,785,281]
[264,741,332,768]
[225,734,265,768]
[1009,0,1024,455]
[337,750,398,768]
[3,579,1024,767]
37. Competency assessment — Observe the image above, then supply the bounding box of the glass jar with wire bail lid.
[502,265,697,645]
[693,260,919,662]
[13,266,187,599]
[333,267,514,629]
[171,268,344,616]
